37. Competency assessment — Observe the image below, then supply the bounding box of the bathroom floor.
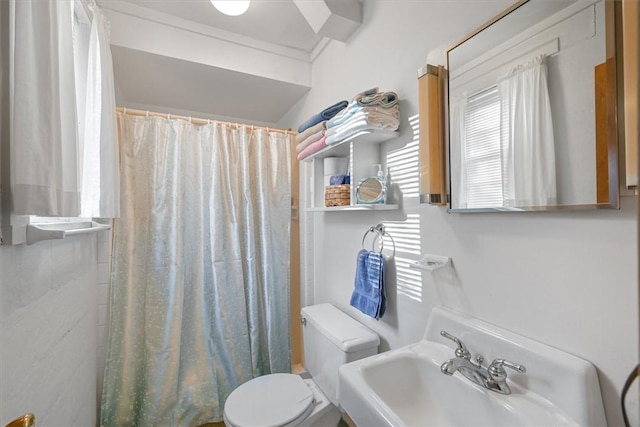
[338,417,353,427]
[198,415,353,427]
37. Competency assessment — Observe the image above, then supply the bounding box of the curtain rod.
[115,107,294,135]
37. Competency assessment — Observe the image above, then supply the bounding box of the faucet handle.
[440,330,471,359]
[488,358,526,381]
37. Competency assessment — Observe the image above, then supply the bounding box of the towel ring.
[362,226,384,252]
[361,223,396,257]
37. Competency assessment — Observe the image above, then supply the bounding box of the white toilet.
[223,303,380,427]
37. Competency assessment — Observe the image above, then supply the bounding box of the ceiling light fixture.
[210,0,250,16]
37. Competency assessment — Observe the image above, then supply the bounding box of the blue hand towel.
[350,249,386,320]
[297,100,348,133]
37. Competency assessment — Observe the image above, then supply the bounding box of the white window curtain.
[453,55,557,209]
[498,54,557,207]
[10,0,80,216]
[80,2,120,218]
[9,0,119,218]
[450,96,468,208]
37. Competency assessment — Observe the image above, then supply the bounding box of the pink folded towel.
[296,121,326,144]
[296,128,325,154]
[297,136,327,160]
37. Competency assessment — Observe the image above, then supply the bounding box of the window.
[4,0,119,245]
[27,1,93,227]
[462,86,503,208]
[455,55,556,209]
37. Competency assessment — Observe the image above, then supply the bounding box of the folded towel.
[325,115,399,146]
[326,118,371,145]
[327,103,400,129]
[297,101,348,133]
[350,249,386,320]
[296,128,325,154]
[295,121,326,144]
[324,88,376,126]
[327,100,359,129]
[367,104,400,118]
[297,136,327,160]
[357,91,399,108]
[361,104,400,117]
[325,111,400,140]
[364,111,400,128]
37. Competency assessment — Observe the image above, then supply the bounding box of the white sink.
[338,307,606,427]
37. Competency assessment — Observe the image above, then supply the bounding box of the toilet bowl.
[223,303,379,427]
[223,373,338,427]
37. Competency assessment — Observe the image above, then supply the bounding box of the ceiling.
[98,0,339,124]
[111,45,310,121]
[111,0,324,52]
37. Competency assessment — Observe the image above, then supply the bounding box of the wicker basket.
[325,184,351,207]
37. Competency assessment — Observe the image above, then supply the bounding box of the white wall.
[0,233,106,426]
[279,1,639,426]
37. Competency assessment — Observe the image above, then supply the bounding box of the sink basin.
[338,307,606,427]
[341,341,574,426]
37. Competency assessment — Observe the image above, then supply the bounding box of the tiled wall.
[96,226,113,418]
[0,233,100,426]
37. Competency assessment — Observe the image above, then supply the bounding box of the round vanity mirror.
[357,178,384,204]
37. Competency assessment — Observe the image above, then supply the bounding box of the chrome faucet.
[439,330,526,395]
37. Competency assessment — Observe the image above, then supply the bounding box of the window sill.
[25,220,110,245]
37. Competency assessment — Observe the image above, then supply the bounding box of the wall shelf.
[26,221,110,245]
[306,127,400,211]
[306,204,399,212]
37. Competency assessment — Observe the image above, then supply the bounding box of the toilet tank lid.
[301,303,380,352]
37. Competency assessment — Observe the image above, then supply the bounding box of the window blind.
[463,86,503,208]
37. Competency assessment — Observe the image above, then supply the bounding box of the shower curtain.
[101,114,292,426]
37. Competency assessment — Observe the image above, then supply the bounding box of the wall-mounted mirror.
[447,0,620,212]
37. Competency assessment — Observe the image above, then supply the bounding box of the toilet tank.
[301,303,379,406]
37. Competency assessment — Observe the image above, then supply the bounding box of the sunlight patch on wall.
[386,113,420,199]
[383,214,422,302]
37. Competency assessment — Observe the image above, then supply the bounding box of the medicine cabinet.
[446,0,627,212]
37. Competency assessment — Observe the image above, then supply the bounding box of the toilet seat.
[224,373,315,427]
